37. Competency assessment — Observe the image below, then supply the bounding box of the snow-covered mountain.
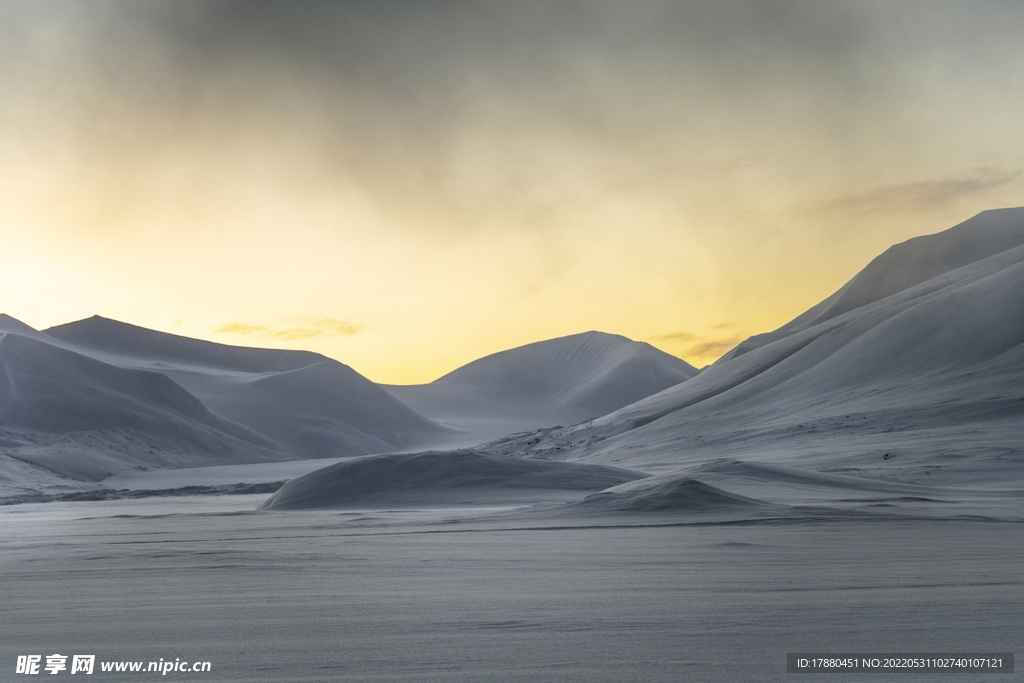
[0,317,452,489]
[0,327,281,485]
[45,316,454,460]
[486,208,1024,491]
[385,331,698,442]
[1,316,696,495]
[11,206,1022,508]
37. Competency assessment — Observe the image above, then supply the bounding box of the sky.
[2,1,1023,383]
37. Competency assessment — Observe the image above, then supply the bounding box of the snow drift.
[260,450,648,509]
[566,473,771,513]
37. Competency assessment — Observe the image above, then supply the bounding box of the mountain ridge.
[45,315,328,373]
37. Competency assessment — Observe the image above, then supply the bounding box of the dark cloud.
[7,1,1024,135]
[4,1,1024,236]
[6,2,1013,133]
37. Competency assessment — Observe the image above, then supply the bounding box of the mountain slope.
[724,207,1024,360]
[0,313,45,337]
[384,331,698,442]
[42,316,455,462]
[0,317,458,491]
[489,209,1024,489]
[0,330,283,481]
[186,360,453,459]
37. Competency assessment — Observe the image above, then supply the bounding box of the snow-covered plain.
[1,499,1022,683]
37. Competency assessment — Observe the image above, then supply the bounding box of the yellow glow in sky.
[2,2,1023,383]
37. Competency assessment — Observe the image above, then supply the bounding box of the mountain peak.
[724,206,1024,361]
[0,314,40,335]
[815,206,1024,324]
[386,330,698,441]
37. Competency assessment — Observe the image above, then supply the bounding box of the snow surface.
[1,498,1022,682]
[100,457,350,490]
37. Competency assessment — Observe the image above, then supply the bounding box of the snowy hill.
[1,317,700,497]
[385,331,697,442]
[181,360,451,459]
[0,313,44,337]
[723,207,1024,360]
[0,317,454,491]
[44,316,454,461]
[0,329,284,484]
[486,209,1024,492]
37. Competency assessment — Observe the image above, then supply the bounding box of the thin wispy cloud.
[216,319,362,341]
[803,170,1019,217]
[650,330,745,365]
[683,336,745,359]
[650,331,697,343]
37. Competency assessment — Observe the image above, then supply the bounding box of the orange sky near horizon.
[2,2,1023,383]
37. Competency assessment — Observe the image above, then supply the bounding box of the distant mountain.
[0,316,453,489]
[43,316,453,461]
[4,317,697,493]
[181,360,450,459]
[490,208,1024,489]
[385,331,698,442]
[0,328,283,482]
